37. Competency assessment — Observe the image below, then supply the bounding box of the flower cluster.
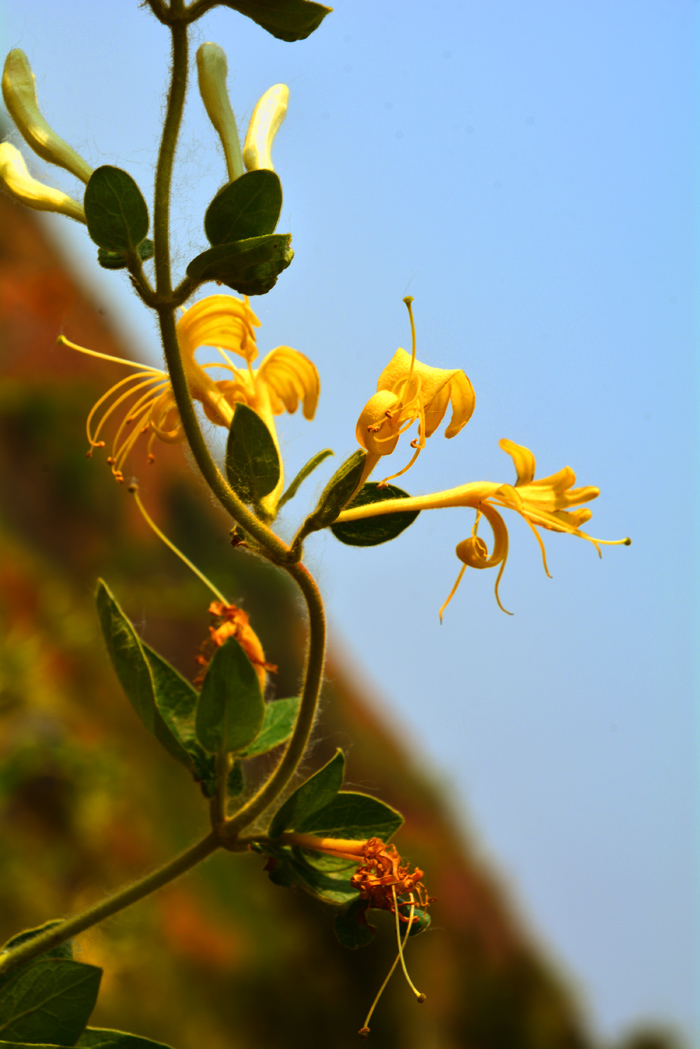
[61,294,319,487]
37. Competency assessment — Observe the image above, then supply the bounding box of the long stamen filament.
[392,886,425,1001]
[128,486,229,605]
[86,374,165,448]
[358,901,416,1039]
[59,335,165,376]
[403,296,417,379]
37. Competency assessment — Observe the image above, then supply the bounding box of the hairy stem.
[0,833,220,977]
[224,561,326,836]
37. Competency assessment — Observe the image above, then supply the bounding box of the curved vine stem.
[0,833,220,978]
[224,561,326,836]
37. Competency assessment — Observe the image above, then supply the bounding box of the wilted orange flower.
[195,600,276,691]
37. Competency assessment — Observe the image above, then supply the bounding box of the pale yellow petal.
[442,370,476,438]
[257,346,320,419]
[499,438,536,486]
[177,294,260,364]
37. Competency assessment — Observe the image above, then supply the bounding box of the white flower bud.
[0,142,86,222]
[243,84,289,173]
[2,49,93,184]
[196,42,244,182]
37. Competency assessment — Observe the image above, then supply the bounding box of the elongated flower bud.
[243,84,289,172]
[196,42,244,182]
[0,142,86,222]
[2,49,92,183]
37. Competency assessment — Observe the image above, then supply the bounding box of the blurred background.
[0,1,695,1046]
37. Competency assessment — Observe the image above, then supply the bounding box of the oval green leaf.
[219,0,332,41]
[0,959,101,1046]
[84,166,149,252]
[302,450,366,534]
[204,170,282,246]
[225,403,280,505]
[330,482,420,546]
[296,790,404,841]
[269,749,345,838]
[186,234,293,295]
[240,696,301,757]
[195,636,265,754]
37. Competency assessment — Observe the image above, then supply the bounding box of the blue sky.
[1,0,697,1043]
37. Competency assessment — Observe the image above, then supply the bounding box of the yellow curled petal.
[356,390,402,456]
[177,294,261,364]
[499,438,536,486]
[2,49,93,183]
[243,84,289,172]
[257,346,320,419]
[0,142,85,222]
[196,43,244,182]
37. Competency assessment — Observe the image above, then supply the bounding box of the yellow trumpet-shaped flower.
[0,142,85,222]
[335,437,630,616]
[59,294,319,489]
[356,298,475,485]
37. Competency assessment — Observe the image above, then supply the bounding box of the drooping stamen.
[392,885,425,1002]
[358,891,425,1038]
[86,373,166,450]
[109,382,169,468]
[128,484,229,604]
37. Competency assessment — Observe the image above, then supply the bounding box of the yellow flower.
[335,438,630,616]
[59,294,320,490]
[0,142,85,222]
[355,297,475,485]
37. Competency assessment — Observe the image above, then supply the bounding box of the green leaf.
[334,898,376,949]
[269,748,344,838]
[277,449,334,511]
[330,482,420,547]
[296,790,404,841]
[78,1029,175,1049]
[96,582,216,795]
[186,234,293,296]
[261,845,358,905]
[205,170,282,246]
[141,644,216,797]
[218,0,332,41]
[0,959,101,1046]
[240,696,300,757]
[84,167,149,253]
[97,239,154,271]
[303,450,366,533]
[225,403,281,505]
[195,636,265,754]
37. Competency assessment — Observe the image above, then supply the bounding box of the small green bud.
[196,42,244,182]
[243,84,289,173]
[2,49,93,183]
[0,142,86,222]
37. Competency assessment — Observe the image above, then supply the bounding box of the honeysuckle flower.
[277,831,431,1031]
[335,438,630,616]
[60,294,319,488]
[356,297,475,486]
[2,49,93,183]
[0,142,85,222]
